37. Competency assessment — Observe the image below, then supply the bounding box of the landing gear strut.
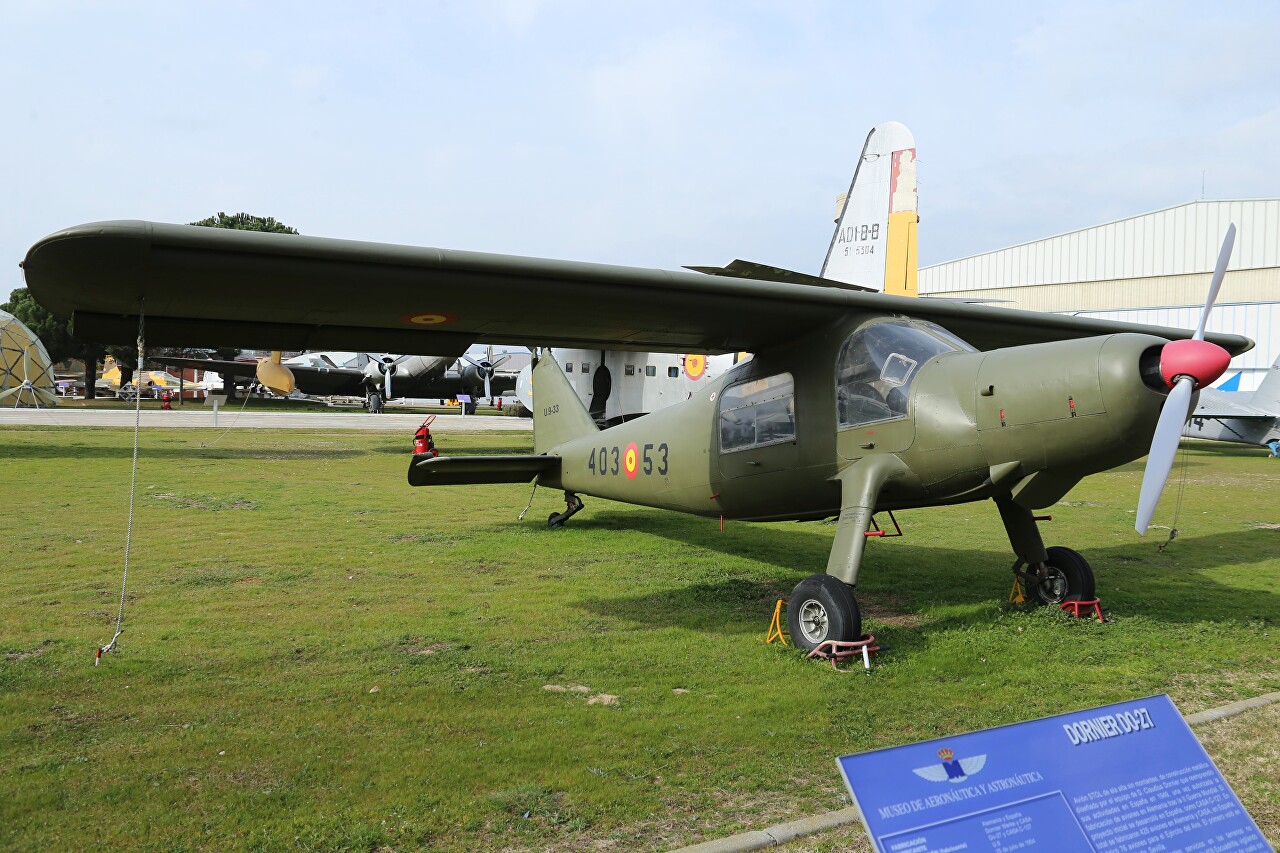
[787,574,862,652]
[547,492,584,528]
[996,496,1097,606]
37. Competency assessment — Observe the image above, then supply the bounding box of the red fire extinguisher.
[161,389,173,410]
[412,415,439,457]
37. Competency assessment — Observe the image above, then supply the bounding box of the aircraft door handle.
[747,460,762,466]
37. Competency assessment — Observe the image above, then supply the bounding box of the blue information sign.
[837,694,1269,852]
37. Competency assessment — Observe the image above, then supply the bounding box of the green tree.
[189,212,298,234]
[3,287,74,362]
[190,213,299,398]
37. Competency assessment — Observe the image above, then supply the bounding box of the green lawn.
[1,426,1276,851]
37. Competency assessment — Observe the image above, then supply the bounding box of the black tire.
[787,574,862,652]
[547,512,564,529]
[367,392,383,413]
[1028,546,1095,606]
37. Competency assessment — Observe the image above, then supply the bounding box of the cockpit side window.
[719,372,796,453]
[836,321,964,428]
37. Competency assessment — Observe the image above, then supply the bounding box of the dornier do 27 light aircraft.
[24,206,1249,650]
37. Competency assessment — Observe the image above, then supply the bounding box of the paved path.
[0,408,530,431]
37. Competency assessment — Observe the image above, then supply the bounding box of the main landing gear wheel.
[1028,546,1095,607]
[787,574,862,652]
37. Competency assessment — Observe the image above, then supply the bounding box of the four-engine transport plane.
[23,220,1250,651]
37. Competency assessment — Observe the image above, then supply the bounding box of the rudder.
[820,121,919,297]
[1248,351,1280,410]
[532,348,599,455]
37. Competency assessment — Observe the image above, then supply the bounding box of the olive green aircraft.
[23,220,1249,650]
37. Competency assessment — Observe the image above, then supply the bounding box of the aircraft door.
[717,372,799,479]
[588,364,612,421]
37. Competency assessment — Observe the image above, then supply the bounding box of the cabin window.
[624,364,635,376]
[836,320,968,428]
[645,365,656,377]
[719,372,796,453]
[668,366,679,378]
[565,363,573,373]
[581,363,590,373]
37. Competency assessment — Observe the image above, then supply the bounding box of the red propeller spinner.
[1158,338,1231,390]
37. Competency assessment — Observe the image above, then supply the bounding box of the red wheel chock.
[1060,599,1104,623]
[807,635,880,672]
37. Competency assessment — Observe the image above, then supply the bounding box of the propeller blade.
[483,373,492,401]
[1194,224,1235,341]
[1135,377,1194,535]
[385,369,392,400]
[491,355,510,369]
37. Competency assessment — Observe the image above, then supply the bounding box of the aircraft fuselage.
[540,315,1175,523]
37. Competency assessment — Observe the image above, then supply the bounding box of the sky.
[3,0,1279,301]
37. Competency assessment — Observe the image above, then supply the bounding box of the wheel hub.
[1036,567,1068,605]
[798,599,830,643]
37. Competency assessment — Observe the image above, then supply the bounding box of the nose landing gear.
[1019,546,1096,607]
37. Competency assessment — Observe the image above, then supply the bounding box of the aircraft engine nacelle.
[908,333,1174,508]
[459,360,494,388]
[459,360,504,400]
[363,356,397,394]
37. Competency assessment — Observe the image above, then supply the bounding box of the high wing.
[23,221,1253,357]
[1191,388,1274,420]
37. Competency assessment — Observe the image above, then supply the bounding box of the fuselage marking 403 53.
[586,442,668,478]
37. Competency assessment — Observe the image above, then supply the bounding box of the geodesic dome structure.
[0,309,57,407]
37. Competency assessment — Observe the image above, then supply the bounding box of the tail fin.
[1247,351,1280,410]
[532,348,599,455]
[820,121,919,297]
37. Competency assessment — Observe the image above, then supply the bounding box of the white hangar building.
[920,199,1280,391]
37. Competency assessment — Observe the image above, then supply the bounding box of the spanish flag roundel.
[684,354,706,380]
[624,442,639,479]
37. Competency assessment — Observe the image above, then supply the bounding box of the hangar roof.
[922,199,1280,293]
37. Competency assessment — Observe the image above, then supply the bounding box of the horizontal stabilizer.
[1191,388,1272,420]
[407,454,559,487]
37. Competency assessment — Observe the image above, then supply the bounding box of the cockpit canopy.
[836,319,974,428]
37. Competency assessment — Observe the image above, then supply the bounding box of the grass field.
[1,425,1276,851]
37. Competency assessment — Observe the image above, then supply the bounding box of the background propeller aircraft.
[157,347,518,411]
[1183,352,1280,456]
[23,219,1251,651]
